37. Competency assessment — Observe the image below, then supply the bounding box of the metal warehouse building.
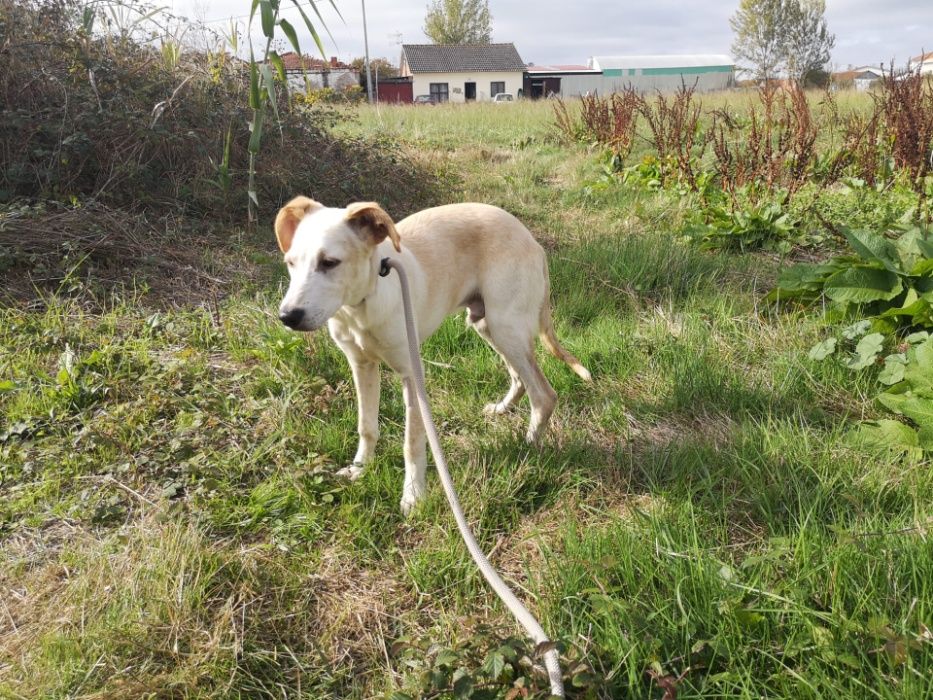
[591,55,735,93]
[527,55,736,97]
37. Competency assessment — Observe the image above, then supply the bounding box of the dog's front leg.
[400,376,427,515]
[336,359,380,480]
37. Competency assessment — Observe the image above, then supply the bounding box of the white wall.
[558,72,735,97]
[410,71,523,102]
[285,69,359,93]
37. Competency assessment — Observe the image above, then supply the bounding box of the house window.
[429,82,449,102]
[490,81,505,97]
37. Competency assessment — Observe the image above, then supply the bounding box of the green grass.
[2,98,932,699]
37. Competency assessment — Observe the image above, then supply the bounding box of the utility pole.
[361,0,374,102]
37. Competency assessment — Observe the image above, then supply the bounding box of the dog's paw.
[400,485,426,516]
[484,401,506,416]
[336,463,365,481]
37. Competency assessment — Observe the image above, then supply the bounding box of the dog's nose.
[279,307,305,329]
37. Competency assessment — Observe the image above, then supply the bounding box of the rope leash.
[381,257,565,697]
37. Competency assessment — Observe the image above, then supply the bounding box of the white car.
[492,92,515,103]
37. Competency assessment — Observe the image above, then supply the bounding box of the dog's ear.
[345,202,402,253]
[275,196,321,252]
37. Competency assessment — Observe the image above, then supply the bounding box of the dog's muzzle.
[279,307,307,330]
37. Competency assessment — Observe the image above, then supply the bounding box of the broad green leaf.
[851,419,920,455]
[259,0,275,39]
[776,263,837,291]
[878,392,933,433]
[808,337,837,361]
[451,669,473,698]
[482,651,506,680]
[894,227,926,271]
[841,320,871,339]
[878,297,930,320]
[260,63,279,121]
[0,380,15,392]
[766,263,838,302]
[278,18,301,54]
[291,0,326,57]
[878,360,905,386]
[248,54,261,109]
[268,50,286,82]
[248,108,264,154]
[906,331,930,344]
[824,267,902,304]
[846,332,885,371]
[909,258,933,276]
[902,339,933,392]
[844,228,903,273]
[915,234,933,259]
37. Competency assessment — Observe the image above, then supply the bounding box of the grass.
[2,98,932,699]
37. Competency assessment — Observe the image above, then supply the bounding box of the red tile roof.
[278,52,351,71]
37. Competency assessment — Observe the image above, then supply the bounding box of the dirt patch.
[0,202,275,308]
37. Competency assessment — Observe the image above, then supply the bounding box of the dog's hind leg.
[481,318,557,444]
[472,318,526,415]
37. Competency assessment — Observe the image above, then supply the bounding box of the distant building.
[523,64,601,99]
[278,53,359,92]
[909,51,933,76]
[586,55,736,93]
[399,43,526,103]
[832,66,884,91]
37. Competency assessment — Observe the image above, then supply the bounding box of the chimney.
[330,56,338,68]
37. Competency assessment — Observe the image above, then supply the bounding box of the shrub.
[0,0,448,220]
[708,84,818,201]
[768,225,933,331]
[637,82,705,191]
[553,89,640,159]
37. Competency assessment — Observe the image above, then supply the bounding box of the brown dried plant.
[553,89,640,158]
[709,82,818,203]
[877,62,933,186]
[636,82,705,190]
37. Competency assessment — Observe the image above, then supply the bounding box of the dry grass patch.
[0,515,414,698]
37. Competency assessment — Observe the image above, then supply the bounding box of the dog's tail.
[539,260,593,382]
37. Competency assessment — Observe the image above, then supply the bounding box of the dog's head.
[275,197,401,331]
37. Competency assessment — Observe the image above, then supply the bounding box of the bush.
[768,225,933,331]
[0,0,448,221]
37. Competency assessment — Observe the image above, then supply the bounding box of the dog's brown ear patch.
[345,202,402,253]
[275,196,321,252]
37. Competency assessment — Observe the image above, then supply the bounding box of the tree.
[730,0,787,82]
[783,0,835,83]
[423,0,492,44]
[350,57,398,82]
[730,0,835,83]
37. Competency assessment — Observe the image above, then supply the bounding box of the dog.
[275,197,591,513]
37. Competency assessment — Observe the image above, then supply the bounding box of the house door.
[464,82,476,101]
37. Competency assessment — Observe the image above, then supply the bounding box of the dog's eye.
[320,258,341,271]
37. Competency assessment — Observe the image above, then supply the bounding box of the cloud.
[173,0,929,69]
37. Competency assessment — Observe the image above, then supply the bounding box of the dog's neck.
[345,254,384,310]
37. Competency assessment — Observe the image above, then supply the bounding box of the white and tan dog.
[275,197,591,513]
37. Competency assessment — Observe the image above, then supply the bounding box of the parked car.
[414,94,437,105]
[492,92,514,103]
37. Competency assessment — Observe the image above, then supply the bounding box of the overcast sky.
[173,0,931,70]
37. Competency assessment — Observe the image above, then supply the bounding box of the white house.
[399,43,525,103]
[908,51,933,76]
[833,66,884,91]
